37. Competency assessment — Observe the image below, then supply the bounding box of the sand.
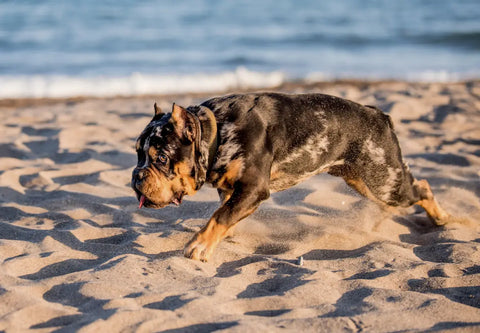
[1,80,479,332]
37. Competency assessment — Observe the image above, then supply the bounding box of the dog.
[131,93,450,261]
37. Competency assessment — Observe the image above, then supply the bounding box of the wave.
[417,31,480,51]
[305,70,477,84]
[236,31,480,51]
[0,67,285,99]
[0,67,477,99]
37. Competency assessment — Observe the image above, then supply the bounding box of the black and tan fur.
[132,93,450,261]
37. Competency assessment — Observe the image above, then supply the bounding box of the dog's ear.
[152,102,165,119]
[171,103,194,142]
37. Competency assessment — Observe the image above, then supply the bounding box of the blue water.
[1,0,479,97]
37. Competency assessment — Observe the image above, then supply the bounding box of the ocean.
[1,0,479,98]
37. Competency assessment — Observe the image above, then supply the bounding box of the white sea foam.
[305,70,476,84]
[1,68,476,99]
[0,67,285,99]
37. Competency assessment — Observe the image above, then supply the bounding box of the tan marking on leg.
[184,218,231,262]
[345,178,383,204]
[225,225,236,238]
[345,178,373,198]
[344,177,398,213]
[414,179,450,225]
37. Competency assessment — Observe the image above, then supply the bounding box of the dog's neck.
[186,106,218,190]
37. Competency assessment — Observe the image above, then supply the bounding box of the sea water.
[1,0,479,98]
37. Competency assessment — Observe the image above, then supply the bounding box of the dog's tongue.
[171,193,183,206]
[139,195,146,209]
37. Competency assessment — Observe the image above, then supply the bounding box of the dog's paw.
[427,209,452,226]
[184,233,215,262]
[429,214,451,226]
[432,214,476,228]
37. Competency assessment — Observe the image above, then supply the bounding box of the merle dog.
[132,93,450,261]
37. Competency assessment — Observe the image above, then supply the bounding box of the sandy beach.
[1,80,479,332]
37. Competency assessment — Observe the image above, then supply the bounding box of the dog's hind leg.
[330,164,396,211]
[412,179,450,225]
[344,177,381,203]
[360,170,450,226]
[341,174,408,219]
[335,163,450,225]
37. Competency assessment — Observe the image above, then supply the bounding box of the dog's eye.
[157,154,168,165]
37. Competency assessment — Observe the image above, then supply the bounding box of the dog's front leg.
[184,183,269,262]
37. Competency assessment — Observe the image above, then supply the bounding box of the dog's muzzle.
[131,167,184,209]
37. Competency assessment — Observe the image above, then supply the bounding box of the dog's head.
[132,103,211,209]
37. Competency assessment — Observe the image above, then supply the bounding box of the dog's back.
[202,93,401,194]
